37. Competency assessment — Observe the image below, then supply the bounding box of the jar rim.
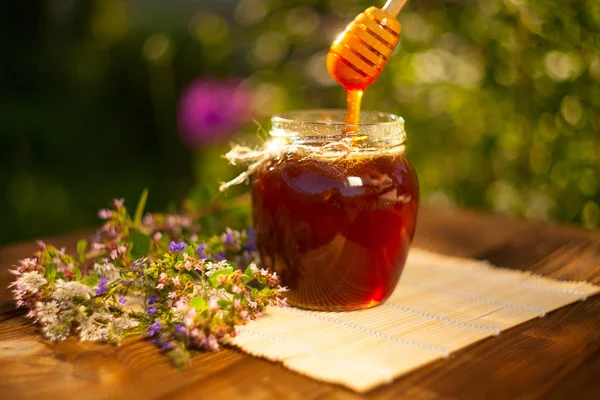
[269,109,406,149]
[271,109,405,127]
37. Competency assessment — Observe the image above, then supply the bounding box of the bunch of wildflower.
[9,243,139,344]
[10,193,285,367]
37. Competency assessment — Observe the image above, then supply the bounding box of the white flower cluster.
[10,270,47,308]
[204,260,232,277]
[93,262,121,281]
[21,275,137,344]
[52,280,95,301]
[34,300,78,341]
[79,312,138,344]
[12,271,47,294]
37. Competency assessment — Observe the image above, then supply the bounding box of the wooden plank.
[0,207,599,399]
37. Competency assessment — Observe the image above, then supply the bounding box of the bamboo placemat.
[226,248,600,392]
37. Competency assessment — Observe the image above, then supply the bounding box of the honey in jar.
[251,110,418,311]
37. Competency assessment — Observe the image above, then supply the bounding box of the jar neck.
[269,109,406,151]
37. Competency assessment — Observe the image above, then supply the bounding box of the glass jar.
[251,110,419,311]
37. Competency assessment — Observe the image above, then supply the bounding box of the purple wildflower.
[149,320,162,336]
[178,78,253,147]
[246,228,257,252]
[119,295,127,304]
[175,323,186,335]
[147,306,157,316]
[131,258,147,276]
[148,295,158,304]
[196,244,208,258]
[223,231,233,245]
[213,252,226,261]
[161,341,173,352]
[169,241,187,253]
[96,277,109,296]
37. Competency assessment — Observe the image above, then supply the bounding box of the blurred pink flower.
[178,78,253,147]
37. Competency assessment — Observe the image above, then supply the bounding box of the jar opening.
[269,109,406,149]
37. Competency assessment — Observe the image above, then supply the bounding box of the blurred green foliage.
[2,0,599,244]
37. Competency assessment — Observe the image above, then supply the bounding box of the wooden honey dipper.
[326,0,408,125]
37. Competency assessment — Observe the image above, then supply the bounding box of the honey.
[250,110,418,311]
[326,5,403,125]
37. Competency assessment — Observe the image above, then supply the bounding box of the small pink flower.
[168,291,178,300]
[142,213,153,226]
[180,217,192,228]
[175,299,188,311]
[231,286,242,294]
[185,309,197,327]
[276,297,288,308]
[92,243,105,251]
[239,310,249,319]
[165,215,176,227]
[118,245,127,254]
[113,198,125,208]
[190,327,203,341]
[153,232,163,241]
[155,283,165,290]
[205,334,219,351]
[194,262,205,272]
[98,209,112,220]
[109,250,118,260]
[209,298,219,311]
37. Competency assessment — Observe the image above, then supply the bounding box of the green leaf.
[217,299,230,309]
[243,265,257,283]
[208,267,234,287]
[56,272,65,281]
[133,188,149,226]
[45,263,57,284]
[176,246,194,262]
[157,234,170,252]
[190,297,207,311]
[184,245,195,258]
[81,275,99,286]
[72,267,82,281]
[128,231,152,259]
[77,239,88,262]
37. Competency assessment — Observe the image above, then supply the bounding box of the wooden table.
[1,208,599,399]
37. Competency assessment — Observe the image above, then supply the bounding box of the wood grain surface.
[1,207,599,400]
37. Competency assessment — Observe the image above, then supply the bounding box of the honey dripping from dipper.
[327,0,408,126]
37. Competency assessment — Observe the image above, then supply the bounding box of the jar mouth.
[271,109,404,127]
[270,109,406,148]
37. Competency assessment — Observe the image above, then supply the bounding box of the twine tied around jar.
[219,137,406,192]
